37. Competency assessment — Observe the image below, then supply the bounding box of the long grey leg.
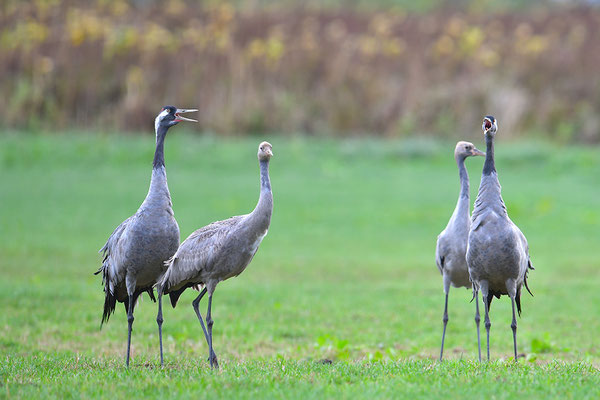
[474,289,481,362]
[483,295,491,361]
[479,281,490,361]
[126,294,134,367]
[192,288,210,347]
[510,296,518,362]
[439,291,449,361]
[206,295,219,369]
[157,293,164,366]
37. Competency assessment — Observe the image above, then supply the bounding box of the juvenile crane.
[95,106,197,367]
[466,116,534,362]
[436,141,485,361]
[156,141,274,368]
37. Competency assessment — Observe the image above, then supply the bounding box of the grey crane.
[466,115,534,362]
[436,141,485,361]
[156,141,274,369]
[95,106,197,367]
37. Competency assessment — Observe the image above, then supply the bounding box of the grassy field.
[1,132,599,398]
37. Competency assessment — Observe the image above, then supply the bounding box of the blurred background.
[2,0,600,378]
[2,0,599,141]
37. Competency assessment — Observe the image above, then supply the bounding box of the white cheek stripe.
[155,109,170,133]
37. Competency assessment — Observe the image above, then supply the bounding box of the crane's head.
[482,115,497,136]
[455,141,485,159]
[258,141,274,161]
[155,105,198,132]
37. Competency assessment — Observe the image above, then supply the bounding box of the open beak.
[174,108,198,122]
[483,118,492,133]
[472,148,485,157]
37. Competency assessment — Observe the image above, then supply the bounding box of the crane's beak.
[472,148,485,157]
[482,118,492,133]
[266,149,274,157]
[174,108,198,122]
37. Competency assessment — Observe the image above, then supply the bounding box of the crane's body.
[96,106,197,366]
[99,167,179,311]
[436,141,484,361]
[156,141,274,369]
[466,116,534,362]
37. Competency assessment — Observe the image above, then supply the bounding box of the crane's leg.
[474,289,482,362]
[439,276,451,361]
[506,279,518,363]
[439,292,449,361]
[206,294,219,369]
[479,281,491,361]
[510,296,518,362]
[157,293,164,366]
[126,294,134,367]
[192,288,212,363]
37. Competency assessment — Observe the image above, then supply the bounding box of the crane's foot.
[208,351,219,369]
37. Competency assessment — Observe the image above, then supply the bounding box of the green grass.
[1,132,599,398]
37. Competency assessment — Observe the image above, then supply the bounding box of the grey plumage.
[436,141,484,361]
[95,106,197,367]
[156,141,274,368]
[466,115,534,362]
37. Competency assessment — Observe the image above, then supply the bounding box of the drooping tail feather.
[95,265,117,326]
[515,290,522,317]
[169,288,186,308]
[101,288,117,325]
[96,245,117,326]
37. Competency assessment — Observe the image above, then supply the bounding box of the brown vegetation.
[1,1,599,141]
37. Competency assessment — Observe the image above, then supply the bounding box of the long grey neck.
[247,159,273,229]
[451,156,470,221]
[142,126,172,212]
[473,133,506,218]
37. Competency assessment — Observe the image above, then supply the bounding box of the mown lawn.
[1,132,599,398]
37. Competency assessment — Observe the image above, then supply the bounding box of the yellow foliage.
[433,35,454,57]
[383,37,406,57]
[524,35,548,56]
[266,36,285,63]
[34,0,60,19]
[247,39,266,59]
[459,26,484,55]
[182,21,206,49]
[142,23,174,53]
[359,35,379,57]
[104,27,139,58]
[370,14,393,37]
[3,20,49,51]
[66,9,109,46]
[126,66,144,89]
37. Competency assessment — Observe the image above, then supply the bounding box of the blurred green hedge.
[1,0,599,141]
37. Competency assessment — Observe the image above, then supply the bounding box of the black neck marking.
[482,133,496,176]
[153,125,169,169]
